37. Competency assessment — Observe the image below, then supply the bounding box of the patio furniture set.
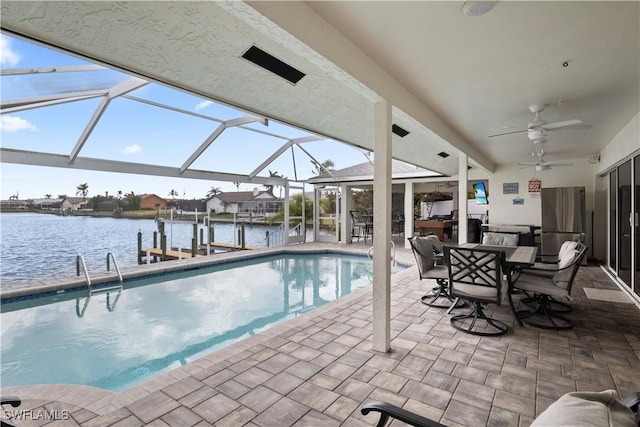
[407,233,587,336]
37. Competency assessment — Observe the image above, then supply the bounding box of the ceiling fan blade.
[517,163,536,167]
[489,128,527,138]
[541,119,582,130]
[546,163,573,167]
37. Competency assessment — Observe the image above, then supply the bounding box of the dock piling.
[137,230,142,265]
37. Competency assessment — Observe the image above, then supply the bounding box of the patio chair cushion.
[553,248,581,289]
[512,273,569,298]
[531,390,636,427]
[558,240,580,261]
[412,235,442,271]
[450,282,499,300]
[482,232,519,246]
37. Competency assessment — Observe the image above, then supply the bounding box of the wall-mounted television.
[473,182,488,205]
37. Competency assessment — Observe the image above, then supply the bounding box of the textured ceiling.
[1,1,638,178]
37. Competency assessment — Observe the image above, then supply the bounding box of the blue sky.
[0,34,368,200]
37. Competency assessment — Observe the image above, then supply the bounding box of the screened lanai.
[1,34,451,245]
[1,34,389,196]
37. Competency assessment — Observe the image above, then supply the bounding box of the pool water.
[0,253,385,391]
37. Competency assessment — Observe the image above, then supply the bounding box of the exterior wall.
[596,113,639,175]
[140,195,166,210]
[61,199,86,210]
[206,198,237,213]
[488,162,595,227]
[487,162,596,256]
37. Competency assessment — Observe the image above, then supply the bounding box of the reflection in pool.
[1,252,393,391]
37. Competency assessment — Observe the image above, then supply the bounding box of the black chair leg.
[450,302,508,336]
[421,279,466,309]
[517,295,574,330]
[521,295,573,313]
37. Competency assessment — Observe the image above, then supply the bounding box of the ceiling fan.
[489,104,590,141]
[518,154,572,172]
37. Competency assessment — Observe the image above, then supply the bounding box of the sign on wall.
[528,178,541,196]
[503,183,519,194]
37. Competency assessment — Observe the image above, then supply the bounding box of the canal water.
[0,213,282,285]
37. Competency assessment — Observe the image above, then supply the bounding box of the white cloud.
[1,36,21,67]
[120,144,142,155]
[195,101,213,112]
[0,115,37,132]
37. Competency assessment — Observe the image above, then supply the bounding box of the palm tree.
[168,189,179,208]
[207,186,221,198]
[117,190,123,199]
[264,170,284,195]
[312,159,335,175]
[44,194,51,199]
[76,183,89,201]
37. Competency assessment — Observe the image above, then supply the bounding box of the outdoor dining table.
[456,243,538,325]
[457,243,537,269]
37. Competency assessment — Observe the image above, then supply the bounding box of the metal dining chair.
[408,235,464,311]
[509,242,587,330]
[444,246,508,336]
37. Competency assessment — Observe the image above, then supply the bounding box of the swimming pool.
[1,252,390,392]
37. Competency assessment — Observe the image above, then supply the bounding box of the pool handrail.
[368,241,397,266]
[106,252,123,283]
[76,254,92,289]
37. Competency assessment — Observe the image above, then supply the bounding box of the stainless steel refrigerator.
[541,187,586,260]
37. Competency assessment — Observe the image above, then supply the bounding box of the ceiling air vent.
[241,45,305,85]
[437,151,450,158]
[392,124,410,138]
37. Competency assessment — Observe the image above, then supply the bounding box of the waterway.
[0,213,282,285]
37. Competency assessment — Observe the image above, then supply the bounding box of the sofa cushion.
[531,390,637,427]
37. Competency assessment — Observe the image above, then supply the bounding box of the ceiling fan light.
[528,128,546,140]
[462,1,496,17]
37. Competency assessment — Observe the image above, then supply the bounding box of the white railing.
[265,224,285,247]
[367,241,397,266]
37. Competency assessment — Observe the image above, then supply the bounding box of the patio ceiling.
[0,1,638,181]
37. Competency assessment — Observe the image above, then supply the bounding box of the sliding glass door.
[619,160,632,288]
[635,154,640,297]
[609,154,638,298]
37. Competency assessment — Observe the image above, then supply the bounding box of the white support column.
[313,187,320,241]
[404,181,415,248]
[372,100,392,353]
[340,183,352,244]
[284,181,290,245]
[458,153,469,244]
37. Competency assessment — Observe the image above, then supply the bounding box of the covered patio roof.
[308,159,441,186]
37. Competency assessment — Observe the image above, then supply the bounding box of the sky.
[0,34,370,200]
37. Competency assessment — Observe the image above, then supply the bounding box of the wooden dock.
[140,248,203,261]
[201,242,259,251]
[140,243,257,263]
